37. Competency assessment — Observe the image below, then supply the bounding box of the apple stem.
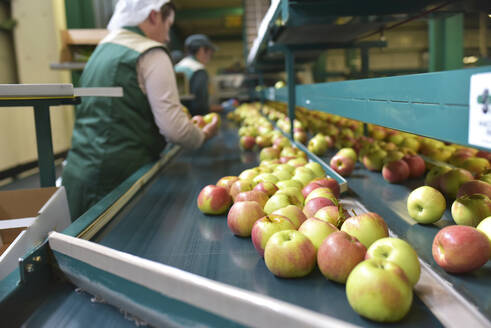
[351,209,358,216]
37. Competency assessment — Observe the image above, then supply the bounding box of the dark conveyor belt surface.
[85,118,442,327]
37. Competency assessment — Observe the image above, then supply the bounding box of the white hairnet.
[107,0,170,31]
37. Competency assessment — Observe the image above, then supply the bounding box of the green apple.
[275,164,295,174]
[275,187,304,207]
[253,173,279,185]
[272,205,307,229]
[407,186,446,224]
[401,137,420,152]
[264,230,317,278]
[337,147,357,162]
[341,212,388,248]
[238,168,259,181]
[307,137,328,156]
[346,258,413,322]
[362,149,387,171]
[305,187,336,204]
[251,214,296,257]
[439,168,473,199]
[272,169,292,181]
[292,167,316,186]
[287,157,308,168]
[298,218,339,250]
[276,179,304,190]
[259,147,280,161]
[424,165,452,189]
[461,157,491,177]
[366,237,420,286]
[476,216,491,258]
[451,194,491,226]
[264,193,296,214]
[304,162,325,178]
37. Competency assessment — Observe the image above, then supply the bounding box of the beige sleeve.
[137,48,205,150]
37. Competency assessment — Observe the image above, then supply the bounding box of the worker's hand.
[191,115,206,128]
[202,114,219,140]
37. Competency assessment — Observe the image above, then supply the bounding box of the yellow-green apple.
[192,115,206,128]
[264,230,317,278]
[197,185,233,215]
[479,171,491,184]
[307,137,328,156]
[317,231,366,283]
[476,217,491,258]
[366,237,420,286]
[303,197,337,218]
[273,136,290,149]
[425,165,452,189]
[402,154,426,179]
[451,194,491,226]
[305,187,336,204]
[253,181,278,197]
[229,180,254,200]
[362,149,387,171]
[382,160,410,184]
[276,179,303,190]
[216,176,239,194]
[432,225,491,273]
[341,212,389,248]
[274,164,295,174]
[330,154,355,177]
[407,186,446,224]
[264,193,297,214]
[346,258,413,322]
[293,130,308,144]
[272,168,292,181]
[287,157,308,168]
[259,147,280,161]
[238,168,259,181]
[299,218,339,250]
[253,173,279,185]
[272,205,307,229]
[227,201,266,237]
[461,157,491,177]
[239,136,255,150]
[251,214,296,256]
[314,205,349,228]
[457,180,491,199]
[280,146,298,158]
[388,133,404,146]
[309,177,340,198]
[203,112,220,127]
[439,168,473,199]
[337,147,357,162]
[275,187,304,206]
[304,162,325,178]
[255,135,272,148]
[235,190,269,208]
[292,167,316,186]
[401,137,420,152]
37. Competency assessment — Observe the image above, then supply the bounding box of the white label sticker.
[468,72,491,149]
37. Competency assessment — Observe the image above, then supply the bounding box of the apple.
[366,237,420,287]
[255,135,272,148]
[407,186,446,224]
[253,181,278,197]
[238,168,259,181]
[476,216,491,258]
[274,164,295,174]
[298,218,338,250]
[439,168,473,199]
[292,167,316,186]
[303,197,337,218]
[451,194,491,226]
[401,137,420,152]
[234,190,269,208]
[191,115,206,129]
[251,214,296,256]
[239,136,255,150]
[302,181,323,199]
[362,149,387,171]
[317,231,366,283]
[305,187,336,204]
[227,201,266,237]
[287,157,308,168]
[272,205,307,229]
[402,154,426,179]
[276,179,304,190]
[264,230,317,278]
[330,154,355,177]
[461,157,491,177]
[346,258,413,322]
[229,179,254,200]
[382,160,410,184]
[313,205,349,228]
[293,131,308,144]
[341,212,389,248]
[307,137,328,156]
[476,150,491,162]
[275,187,304,206]
[424,166,452,189]
[304,162,325,178]
[264,193,297,214]
[456,180,491,199]
[337,147,357,162]
[253,173,279,185]
[432,225,490,273]
[259,147,280,161]
[310,177,340,199]
[203,112,220,127]
[216,176,239,193]
[197,185,232,215]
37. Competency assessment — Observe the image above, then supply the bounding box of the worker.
[62,0,219,221]
[175,34,222,116]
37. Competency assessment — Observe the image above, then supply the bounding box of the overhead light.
[463,56,478,64]
[488,14,491,18]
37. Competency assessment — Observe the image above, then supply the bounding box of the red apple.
[229,180,254,200]
[432,225,491,273]
[310,177,340,199]
[234,190,269,208]
[402,155,426,178]
[439,168,473,199]
[330,154,355,177]
[216,176,239,193]
[301,181,323,199]
[313,205,349,228]
[317,231,366,283]
[456,180,491,199]
[227,201,266,237]
[197,185,232,215]
[382,160,410,184]
[240,136,255,150]
[253,181,278,197]
[303,197,337,218]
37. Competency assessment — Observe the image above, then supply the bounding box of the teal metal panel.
[429,14,463,72]
[268,66,491,149]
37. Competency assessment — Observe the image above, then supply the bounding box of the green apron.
[62,26,167,220]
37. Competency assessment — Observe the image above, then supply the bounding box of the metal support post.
[429,13,463,72]
[33,105,56,187]
[284,47,295,139]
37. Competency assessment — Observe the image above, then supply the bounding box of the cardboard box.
[0,187,71,280]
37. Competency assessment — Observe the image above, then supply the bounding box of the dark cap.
[184,34,217,51]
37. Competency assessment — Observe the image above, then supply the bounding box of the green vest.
[63,26,167,219]
[175,55,205,80]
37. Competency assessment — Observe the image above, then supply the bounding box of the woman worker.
[62,0,218,220]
